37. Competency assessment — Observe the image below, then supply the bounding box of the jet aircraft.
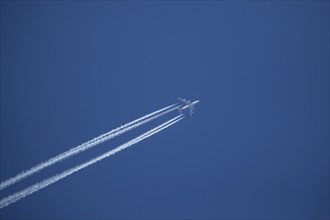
[178,98,200,116]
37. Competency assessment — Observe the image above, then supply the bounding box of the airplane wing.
[190,106,194,116]
[179,98,190,105]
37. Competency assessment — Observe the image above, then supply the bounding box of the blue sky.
[0,1,329,219]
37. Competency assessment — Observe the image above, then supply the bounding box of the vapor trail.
[0,115,184,209]
[0,104,178,190]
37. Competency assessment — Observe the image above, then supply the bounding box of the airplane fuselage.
[180,100,199,109]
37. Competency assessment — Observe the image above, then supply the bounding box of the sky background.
[0,1,329,219]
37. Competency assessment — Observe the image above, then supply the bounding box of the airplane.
[178,98,200,116]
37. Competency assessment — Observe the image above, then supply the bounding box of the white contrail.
[0,104,178,191]
[0,115,184,209]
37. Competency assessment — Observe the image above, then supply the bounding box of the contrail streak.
[0,115,184,209]
[0,104,178,190]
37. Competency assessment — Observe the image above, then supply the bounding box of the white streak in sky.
[0,115,184,209]
[0,104,178,190]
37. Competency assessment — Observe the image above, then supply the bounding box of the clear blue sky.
[1,1,329,219]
